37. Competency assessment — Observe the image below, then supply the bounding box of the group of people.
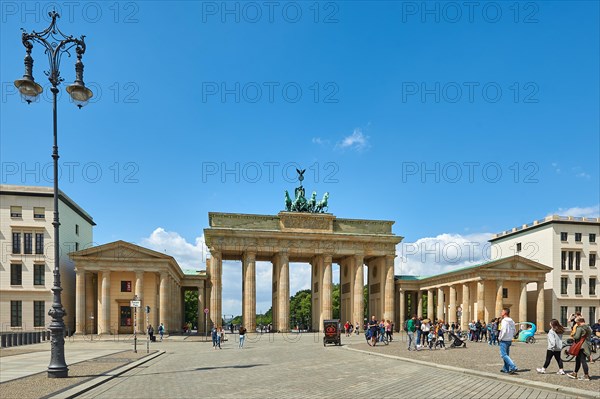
[535,312,597,381]
[343,321,361,337]
[365,316,394,345]
[404,315,448,350]
[146,323,165,342]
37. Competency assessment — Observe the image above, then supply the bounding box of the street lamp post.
[14,11,93,379]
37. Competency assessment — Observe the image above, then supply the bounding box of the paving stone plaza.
[1,332,598,398]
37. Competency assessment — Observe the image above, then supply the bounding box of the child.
[427,331,435,350]
[436,325,446,349]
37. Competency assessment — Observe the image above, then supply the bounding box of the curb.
[48,350,165,399]
[345,346,599,399]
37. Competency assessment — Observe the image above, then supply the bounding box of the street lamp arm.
[20,11,87,88]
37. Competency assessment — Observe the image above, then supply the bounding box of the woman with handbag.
[567,317,593,381]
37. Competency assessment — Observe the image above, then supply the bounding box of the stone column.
[384,255,395,323]
[353,254,364,328]
[448,285,457,324]
[399,288,406,326]
[75,269,86,334]
[209,250,222,328]
[135,271,144,333]
[85,273,96,334]
[495,280,504,317]
[417,291,423,317]
[462,283,470,331]
[277,252,290,332]
[159,272,168,331]
[101,270,111,334]
[198,285,204,333]
[427,289,434,319]
[536,280,545,331]
[437,287,444,321]
[519,281,528,322]
[242,251,257,332]
[322,255,333,323]
[477,280,485,321]
[272,257,280,331]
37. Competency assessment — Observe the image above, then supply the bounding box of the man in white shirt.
[498,307,518,374]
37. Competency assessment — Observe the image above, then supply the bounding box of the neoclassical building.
[70,241,207,334]
[204,211,402,332]
[395,255,552,331]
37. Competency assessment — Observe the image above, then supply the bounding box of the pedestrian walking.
[415,317,422,349]
[147,324,155,342]
[211,326,218,349]
[406,315,417,350]
[499,307,518,374]
[239,325,247,348]
[536,319,565,375]
[368,316,379,346]
[158,323,165,341]
[567,317,593,381]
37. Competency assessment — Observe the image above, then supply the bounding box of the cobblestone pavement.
[353,332,599,393]
[78,333,586,399]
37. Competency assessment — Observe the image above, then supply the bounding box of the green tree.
[184,290,199,327]
[332,283,340,319]
[289,289,312,328]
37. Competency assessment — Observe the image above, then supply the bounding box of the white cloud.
[396,232,494,277]
[546,205,600,218]
[337,128,369,151]
[140,228,208,271]
[311,137,329,145]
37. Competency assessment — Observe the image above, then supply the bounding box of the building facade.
[71,241,208,334]
[0,185,95,333]
[395,256,552,331]
[490,215,599,327]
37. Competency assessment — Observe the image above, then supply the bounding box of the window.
[590,253,597,267]
[560,307,568,326]
[75,242,79,251]
[560,232,568,241]
[575,252,581,270]
[11,301,22,327]
[11,264,22,285]
[502,288,508,299]
[35,233,44,255]
[34,264,45,285]
[561,251,566,270]
[575,306,582,314]
[12,232,21,254]
[590,307,597,324]
[24,233,32,254]
[516,243,522,252]
[590,233,597,243]
[34,301,45,327]
[120,306,132,327]
[575,277,582,295]
[561,277,568,295]
[121,281,132,292]
[568,251,574,270]
[10,206,22,217]
[33,207,45,219]
[75,224,79,235]
[590,277,597,295]
[575,233,582,242]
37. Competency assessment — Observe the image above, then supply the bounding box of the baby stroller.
[448,331,467,348]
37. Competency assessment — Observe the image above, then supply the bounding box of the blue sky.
[1,1,598,317]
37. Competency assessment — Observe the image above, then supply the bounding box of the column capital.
[136,270,144,278]
[103,269,111,276]
[243,251,256,262]
[209,248,222,259]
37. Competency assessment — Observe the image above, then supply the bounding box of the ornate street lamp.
[14,11,93,378]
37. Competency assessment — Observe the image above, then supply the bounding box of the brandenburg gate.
[204,173,402,332]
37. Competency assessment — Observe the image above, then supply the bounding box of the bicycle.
[560,338,600,362]
[365,329,389,346]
